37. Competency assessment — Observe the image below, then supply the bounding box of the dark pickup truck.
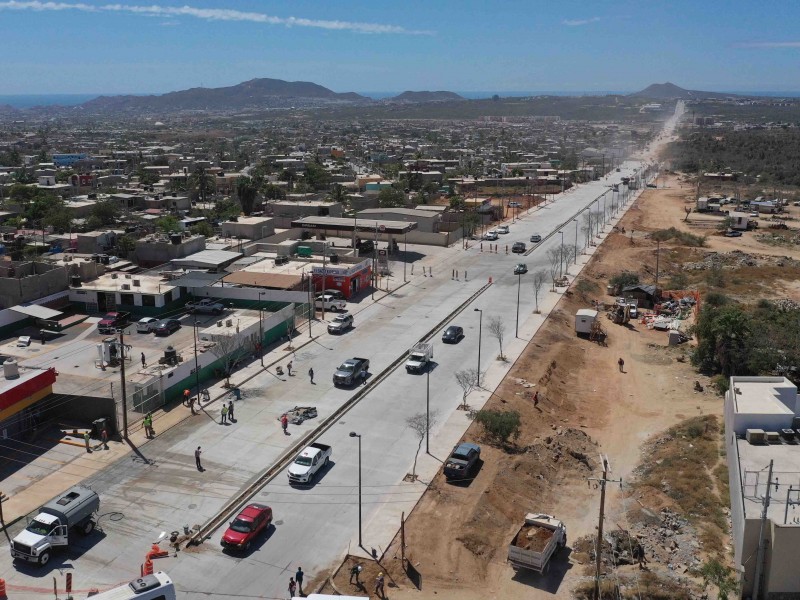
[333,357,370,387]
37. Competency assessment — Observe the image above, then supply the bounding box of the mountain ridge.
[389,90,465,102]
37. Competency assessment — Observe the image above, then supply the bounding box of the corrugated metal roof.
[9,304,62,320]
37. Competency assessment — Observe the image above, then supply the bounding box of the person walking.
[183,388,191,406]
[374,572,385,598]
[295,567,304,595]
[361,369,368,386]
[288,577,297,599]
[101,428,109,449]
[221,403,228,424]
[189,396,196,415]
[228,400,234,422]
[84,431,91,453]
[533,390,540,407]
[308,367,314,384]
[287,361,293,376]
[195,446,203,470]
[349,564,362,586]
[143,412,153,437]
[141,352,146,368]
[618,357,625,373]
[281,413,289,435]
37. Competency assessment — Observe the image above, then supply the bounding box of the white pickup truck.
[186,299,225,315]
[288,442,332,485]
[507,513,567,574]
[405,342,433,373]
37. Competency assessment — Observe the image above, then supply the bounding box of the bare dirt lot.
[319,174,800,600]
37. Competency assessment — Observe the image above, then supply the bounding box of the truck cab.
[405,342,433,373]
[288,443,332,485]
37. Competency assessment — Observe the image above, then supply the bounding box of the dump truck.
[405,342,433,373]
[11,485,100,566]
[507,513,567,574]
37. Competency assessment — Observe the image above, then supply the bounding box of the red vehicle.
[97,311,130,334]
[220,503,272,551]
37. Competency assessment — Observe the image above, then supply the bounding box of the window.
[142,295,156,307]
[164,290,173,302]
[120,293,134,305]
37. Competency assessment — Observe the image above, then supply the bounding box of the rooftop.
[79,273,177,295]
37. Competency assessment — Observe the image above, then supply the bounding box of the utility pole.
[654,239,660,295]
[589,455,622,600]
[193,313,201,396]
[117,329,129,439]
[753,460,774,600]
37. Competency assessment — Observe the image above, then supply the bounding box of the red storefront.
[311,259,372,299]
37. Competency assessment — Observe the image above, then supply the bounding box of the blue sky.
[1,0,799,95]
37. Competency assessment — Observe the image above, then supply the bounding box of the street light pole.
[515,272,522,338]
[426,368,430,454]
[258,291,264,366]
[474,308,483,386]
[558,230,564,279]
[349,431,362,548]
[574,218,579,264]
[193,314,200,400]
[403,230,408,283]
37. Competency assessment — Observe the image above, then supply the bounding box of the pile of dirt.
[682,250,797,271]
[512,523,554,552]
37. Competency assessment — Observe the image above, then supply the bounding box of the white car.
[483,231,499,241]
[136,317,159,333]
[496,225,510,234]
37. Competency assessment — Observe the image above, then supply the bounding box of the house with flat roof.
[724,376,800,598]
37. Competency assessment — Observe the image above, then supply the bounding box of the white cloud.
[735,41,800,48]
[0,0,433,35]
[562,17,601,27]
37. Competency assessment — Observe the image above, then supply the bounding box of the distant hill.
[389,91,465,102]
[629,82,747,100]
[78,78,369,113]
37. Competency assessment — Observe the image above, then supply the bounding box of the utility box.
[297,246,312,258]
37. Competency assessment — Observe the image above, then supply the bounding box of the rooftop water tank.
[4,358,19,379]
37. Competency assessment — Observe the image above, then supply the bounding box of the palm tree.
[236,176,259,216]
[327,183,350,204]
[189,165,215,204]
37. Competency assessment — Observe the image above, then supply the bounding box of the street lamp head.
[474,308,481,312]
[349,431,359,438]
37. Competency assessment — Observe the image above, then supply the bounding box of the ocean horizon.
[2,89,800,108]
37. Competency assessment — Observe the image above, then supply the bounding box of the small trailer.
[575,309,599,336]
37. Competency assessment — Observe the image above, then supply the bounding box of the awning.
[9,304,63,320]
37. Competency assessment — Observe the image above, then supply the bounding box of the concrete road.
[0,145,667,598]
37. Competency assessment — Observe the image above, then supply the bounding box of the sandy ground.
[317,171,800,600]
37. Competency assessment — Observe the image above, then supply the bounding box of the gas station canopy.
[291,216,417,235]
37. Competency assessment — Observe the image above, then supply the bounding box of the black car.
[442,325,464,344]
[155,319,181,336]
[444,442,481,480]
[512,241,526,253]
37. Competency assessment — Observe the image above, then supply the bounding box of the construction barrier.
[0,578,7,599]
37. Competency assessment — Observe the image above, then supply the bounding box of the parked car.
[512,241,526,253]
[315,294,346,312]
[155,319,181,336]
[508,201,521,208]
[355,239,374,253]
[514,264,528,275]
[646,183,657,188]
[530,234,542,243]
[328,312,354,334]
[725,230,743,237]
[220,504,273,552]
[444,442,481,480]
[483,231,499,241]
[323,289,346,301]
[442,325,464,344]
[97,311,130,334]
[136,317,159,333]
[496,225,510,234]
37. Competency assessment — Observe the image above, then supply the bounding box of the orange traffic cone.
[143,558,154,576]
[0,577,7,599]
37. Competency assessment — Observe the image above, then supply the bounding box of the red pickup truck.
[97,312,130,334]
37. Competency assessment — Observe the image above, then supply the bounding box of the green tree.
[136,168,159,186]
[190,221,214,237]
[377,187,406,208]
[303,162,331,191]
[262,184,286,200]
[43,204,73,233]
[471,409,521,447]
[89,199,121,226]
[692,304,751,376]
[116,234,137,258]
[328,183,350,204]
[156,215,180,233]
[235,176,259,216]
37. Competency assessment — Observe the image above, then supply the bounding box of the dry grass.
[634,416,728,554]
[651,227,707,247]
[573,571,693,600]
